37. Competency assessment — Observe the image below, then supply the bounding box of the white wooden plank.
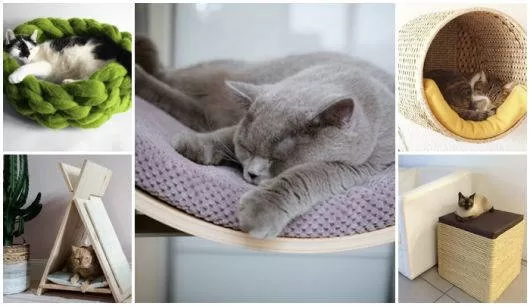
[74,160,112,199]
[74,198,124,302]
[59,163,81,192]
[85,196,131,295]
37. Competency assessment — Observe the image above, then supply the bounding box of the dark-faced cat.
[136,36,395,238]
[4,29,131,84]
[425,70,515,121]
[455,192,494,221]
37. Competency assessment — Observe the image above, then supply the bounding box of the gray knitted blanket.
[135,97,395,238]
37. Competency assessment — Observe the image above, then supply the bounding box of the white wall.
[3,3,131,31]
[399,155,526,216]
[399,155,527,258]
[142,3,394,73]
[397,3,526,28]
[23,155,132,262]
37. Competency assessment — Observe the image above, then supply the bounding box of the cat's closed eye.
[272,137,296,160]
[238,143,252,154]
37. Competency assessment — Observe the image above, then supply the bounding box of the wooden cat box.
[437,210,524,302]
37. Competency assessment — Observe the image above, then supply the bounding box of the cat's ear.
[470,193,476,199]
[480,71,487,83]
[72,245,78,252]
[225,81,259,108]
[312,98,354,128]
[5,29,15,44]
[458,192,463,198]
[503,81,516,93]
[30,30,38,43]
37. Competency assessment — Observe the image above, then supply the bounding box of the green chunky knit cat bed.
[3,18,132,129]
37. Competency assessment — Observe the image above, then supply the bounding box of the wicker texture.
[3,244,30,264]
[398,8,526,142]
[437,221,524,302]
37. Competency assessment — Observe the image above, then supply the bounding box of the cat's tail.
[135,35,162,75]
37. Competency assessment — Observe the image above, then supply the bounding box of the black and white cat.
[4,29,131,84]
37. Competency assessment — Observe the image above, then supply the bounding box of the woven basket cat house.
[3,18,132,129]
[398,8,527,142]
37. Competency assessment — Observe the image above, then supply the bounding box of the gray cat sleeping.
[136,36,395,239]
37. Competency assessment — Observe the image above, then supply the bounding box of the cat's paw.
[62,79,77,84]
[238,188,291,239]
[80,280,90,293]
[487,108,497,117]
[8,71,25,84]
[171,132,224,165]
[70,273,80,285]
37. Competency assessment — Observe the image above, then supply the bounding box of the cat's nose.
[248,172,258,180]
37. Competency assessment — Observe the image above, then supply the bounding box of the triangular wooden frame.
[36,160,131,302]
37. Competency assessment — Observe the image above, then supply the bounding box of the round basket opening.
[422,10,526,90]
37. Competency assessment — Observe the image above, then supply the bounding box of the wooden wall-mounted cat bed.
[36,160,131,302]
[398,7,526,142]
[136,190,395,254]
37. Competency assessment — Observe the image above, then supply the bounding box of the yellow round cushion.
[423,79,527,140]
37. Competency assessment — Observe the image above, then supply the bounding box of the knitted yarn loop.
[3,18,132,129]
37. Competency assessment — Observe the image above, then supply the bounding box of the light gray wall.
[135,237,169,303]
[23,155,132,262]
[139,3,394,73]
[167,238,394,302]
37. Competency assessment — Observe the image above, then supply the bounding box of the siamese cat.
[455,192,494,221]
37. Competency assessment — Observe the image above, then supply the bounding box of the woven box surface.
[437,210,524,302]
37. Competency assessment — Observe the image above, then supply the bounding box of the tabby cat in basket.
[135,36,394,239]
[68,245,104,292]
[425,69,515,121]
[455,192,494,221]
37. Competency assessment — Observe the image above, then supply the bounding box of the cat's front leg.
[8,61,52,84]
[238,161,381,239]
[62,78,81,84]
[172,126,236,165]
[8,67,28,84]
[70,273,80,285]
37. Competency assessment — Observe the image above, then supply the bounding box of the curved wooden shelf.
[135,189,395,253]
